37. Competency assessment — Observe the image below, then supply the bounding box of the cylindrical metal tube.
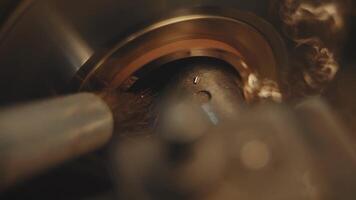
[0,93,113,189]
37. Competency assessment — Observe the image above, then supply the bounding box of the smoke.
[300,38,339,89]
[244,73,283,103]
[281,1,346,33]
[279,0,350,93]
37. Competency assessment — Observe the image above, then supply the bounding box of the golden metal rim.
[76,9,287,102]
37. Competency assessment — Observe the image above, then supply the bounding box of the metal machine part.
[76,7,287,103]
[0,0,285,105]
[0,3,287,195]
[0,0,352,105]
[0,0,355,199]
[0,93,113,190]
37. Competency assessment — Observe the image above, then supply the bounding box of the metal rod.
[0,93,113,189]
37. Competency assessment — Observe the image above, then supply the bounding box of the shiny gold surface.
[78,10,287,102]
[0,0,274,105]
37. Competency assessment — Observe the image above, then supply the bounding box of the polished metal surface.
[75,7,287,104]
[0,0,271,105]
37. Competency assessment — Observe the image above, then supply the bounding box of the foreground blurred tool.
[114,98,356,200]
[0,93,113,190]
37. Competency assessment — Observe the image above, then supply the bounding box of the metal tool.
[0,93,113,189]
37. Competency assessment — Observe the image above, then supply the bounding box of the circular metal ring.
[75,8,288,102]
